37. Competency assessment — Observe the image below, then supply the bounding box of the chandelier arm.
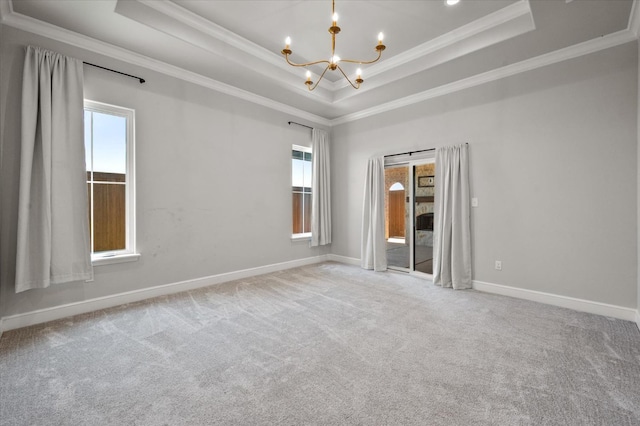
[284,54,331,68]
[336,65,361,90]
[308,64,332,91]
[340,49,383,66]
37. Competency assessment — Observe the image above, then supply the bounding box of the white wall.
[332,42,638,309]
[0,25,328,319]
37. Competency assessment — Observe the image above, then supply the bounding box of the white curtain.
[311,129,331,247]
[433,144,472,289]
[361,157,387,271]
[15,45,92,293]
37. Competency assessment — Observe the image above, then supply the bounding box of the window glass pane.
[292,192,303,234]
[303,158,312,189]
[92,182,126,252]
[303,193,312,233]
[292,148,312,235]
[292,158,306,187]
[92,112,126,176]
[84,103,131,254]
[84,110,92,173]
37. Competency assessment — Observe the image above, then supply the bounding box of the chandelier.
[281,0,386,91]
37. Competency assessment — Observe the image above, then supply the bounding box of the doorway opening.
[384,159,435,275]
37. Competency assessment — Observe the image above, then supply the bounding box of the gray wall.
[0,25,638,321]
[332,42,638,308]
[0,25,328,318]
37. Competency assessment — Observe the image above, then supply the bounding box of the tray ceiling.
[2,0,637,124]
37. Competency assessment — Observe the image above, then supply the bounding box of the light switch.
[471,197,478,207]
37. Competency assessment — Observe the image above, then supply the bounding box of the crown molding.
[0,2,331,127]
[1,0,635,128]
[629,0,640,38]
[131,0,332,104]
[331,29,637,126]
[128,0,535,105]
[329,0,533,92]
[330,5,535,103]
[138,0,288,73]
[0,0,13,22]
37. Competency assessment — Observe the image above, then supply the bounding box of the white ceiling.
[1,0,637,125]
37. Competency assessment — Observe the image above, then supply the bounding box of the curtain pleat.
[433,144,472,289]
[311,129,331,247]
[361,157,387,271]
[15,45,92,292]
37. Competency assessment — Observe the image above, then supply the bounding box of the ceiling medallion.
[281,0,386,91]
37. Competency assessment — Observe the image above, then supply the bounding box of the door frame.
[384,156,435,278]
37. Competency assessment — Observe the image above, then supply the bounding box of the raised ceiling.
[2,0,637,125]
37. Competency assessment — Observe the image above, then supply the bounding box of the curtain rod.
[83,62,145,84]
[384,148,434,158]
[384,143,468,158]
[288,121,313,130]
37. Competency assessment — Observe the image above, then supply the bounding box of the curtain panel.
[15,45,92,292]
[311,129,331,247]
[361,156,387,271]
[433,144,472,289]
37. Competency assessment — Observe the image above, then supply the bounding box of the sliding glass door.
[385,165,410,270]
[413,163,435,274]
[384,159,435,275]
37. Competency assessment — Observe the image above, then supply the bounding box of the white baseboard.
[327,254,360,266]
[473,280,637,322]
[3,255,637,333]
[327,255,638,323]
[0,255,328,332]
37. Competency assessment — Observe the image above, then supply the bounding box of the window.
[84,100,137,264]
[292,145,312,238]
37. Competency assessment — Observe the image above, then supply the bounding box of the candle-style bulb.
[332,12,339,23]
[305,70,312,81]
[285,36,291,48]
[378,32,384,42]
[356,68,362,78]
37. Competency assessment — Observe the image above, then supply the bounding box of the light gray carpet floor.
[1,262,639,425]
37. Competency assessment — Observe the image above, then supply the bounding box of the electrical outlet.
[495,261,502,271]
[471,197,478,207]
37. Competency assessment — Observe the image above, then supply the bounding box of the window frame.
[84,99,139,265]
[291,144,312,240]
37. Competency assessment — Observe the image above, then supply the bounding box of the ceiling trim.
[0,0,331,127]
[138,0,292,76]
[130,0,335,104]
[131,0,534,105]
[1,0,635,128]
[331,5,535,103]
[0,0,12,21]
[330,29,637,126]
[329,0,533,92]
[629,0,640,38]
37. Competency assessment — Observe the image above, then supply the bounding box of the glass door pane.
[385,166,410,270]
[414,163,435,274]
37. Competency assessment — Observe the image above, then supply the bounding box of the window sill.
[92,253,141,266]
[291,233,311,242]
